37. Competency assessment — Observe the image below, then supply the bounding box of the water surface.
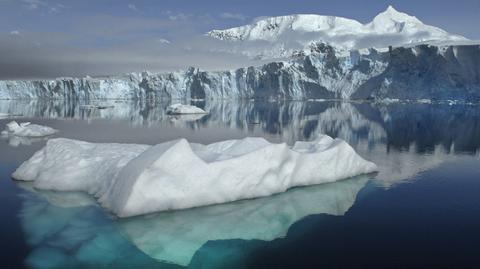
[1,100,479,268]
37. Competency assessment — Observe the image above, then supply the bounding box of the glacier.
[12,136,377,217]
[0,6,478,102]
[0,44,478,102]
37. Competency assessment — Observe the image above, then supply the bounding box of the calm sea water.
[0,100,479,269]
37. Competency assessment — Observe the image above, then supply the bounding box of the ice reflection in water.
[17,176,370,268]
[2,99,479,186]
[4,99,480,267]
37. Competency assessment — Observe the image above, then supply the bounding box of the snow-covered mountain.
[207,6,468,59]
[0,7,477,102]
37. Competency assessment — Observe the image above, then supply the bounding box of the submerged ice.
[118,176,369,266]
[17,174,369,268]
[13,136,377,217]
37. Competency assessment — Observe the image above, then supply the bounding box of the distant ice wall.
[1,44,479,101]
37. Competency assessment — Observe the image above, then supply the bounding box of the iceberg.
[166,103,207,115]
[12,136,377,217]
[1,121,57,137]
[118,176,370,266]
[16,175,369,268]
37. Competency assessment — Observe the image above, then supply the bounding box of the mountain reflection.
[4,99,479,186]
[10,99,480,268]
[1,100,479,154]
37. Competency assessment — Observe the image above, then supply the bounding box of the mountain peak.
[207,6,468,59]
[373,5,420,23]
[385,5,399,13]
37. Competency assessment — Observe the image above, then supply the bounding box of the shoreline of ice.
[12,136,377,217]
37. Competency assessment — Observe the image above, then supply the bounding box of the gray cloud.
[220,12,247,21]
[0,19,262,80]
[19,0,64,13]
[21,0,45,10]
[128,3,138,12]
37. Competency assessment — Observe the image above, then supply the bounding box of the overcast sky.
[0,0,478,79]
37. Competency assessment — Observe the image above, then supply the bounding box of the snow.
[207,5,468,59]
[13,136,377,217]
[166,104,207,114]
[1,121,57,137]
[12,138,148,195]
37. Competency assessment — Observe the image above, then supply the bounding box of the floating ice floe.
[79,104,115,110]
[0,112,23,119]
[12,135,377,217]
[0,113,11,119]
[1,121,57,137]
[166,104,207,115]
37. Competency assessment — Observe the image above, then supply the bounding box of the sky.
[0,0,478,79]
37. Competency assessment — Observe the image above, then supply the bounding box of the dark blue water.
[0,100,479,268]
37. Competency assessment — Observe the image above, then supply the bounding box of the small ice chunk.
[0,113,11,119]
[13,136,377,217]
[2,121,57,137]
[166,104,207,115]
[79,104,114,110]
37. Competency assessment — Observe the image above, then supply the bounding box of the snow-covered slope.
[207,6,467,59]
[12,136,377,217]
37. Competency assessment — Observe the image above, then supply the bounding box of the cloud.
[21,0,45,10]
[168,12,191,21]
[0,14,261,79]
[220,12,247,21]
[49,3,65,13]
[127,3,138,12]
[19,0,65,13]
[157,38,170,44]
[10,30,20,35]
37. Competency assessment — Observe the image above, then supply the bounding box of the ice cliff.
[0,44,479,101]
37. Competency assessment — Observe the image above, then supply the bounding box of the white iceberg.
[166,104,207,115]
[1,121,57,137]
[13,136,377,217]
